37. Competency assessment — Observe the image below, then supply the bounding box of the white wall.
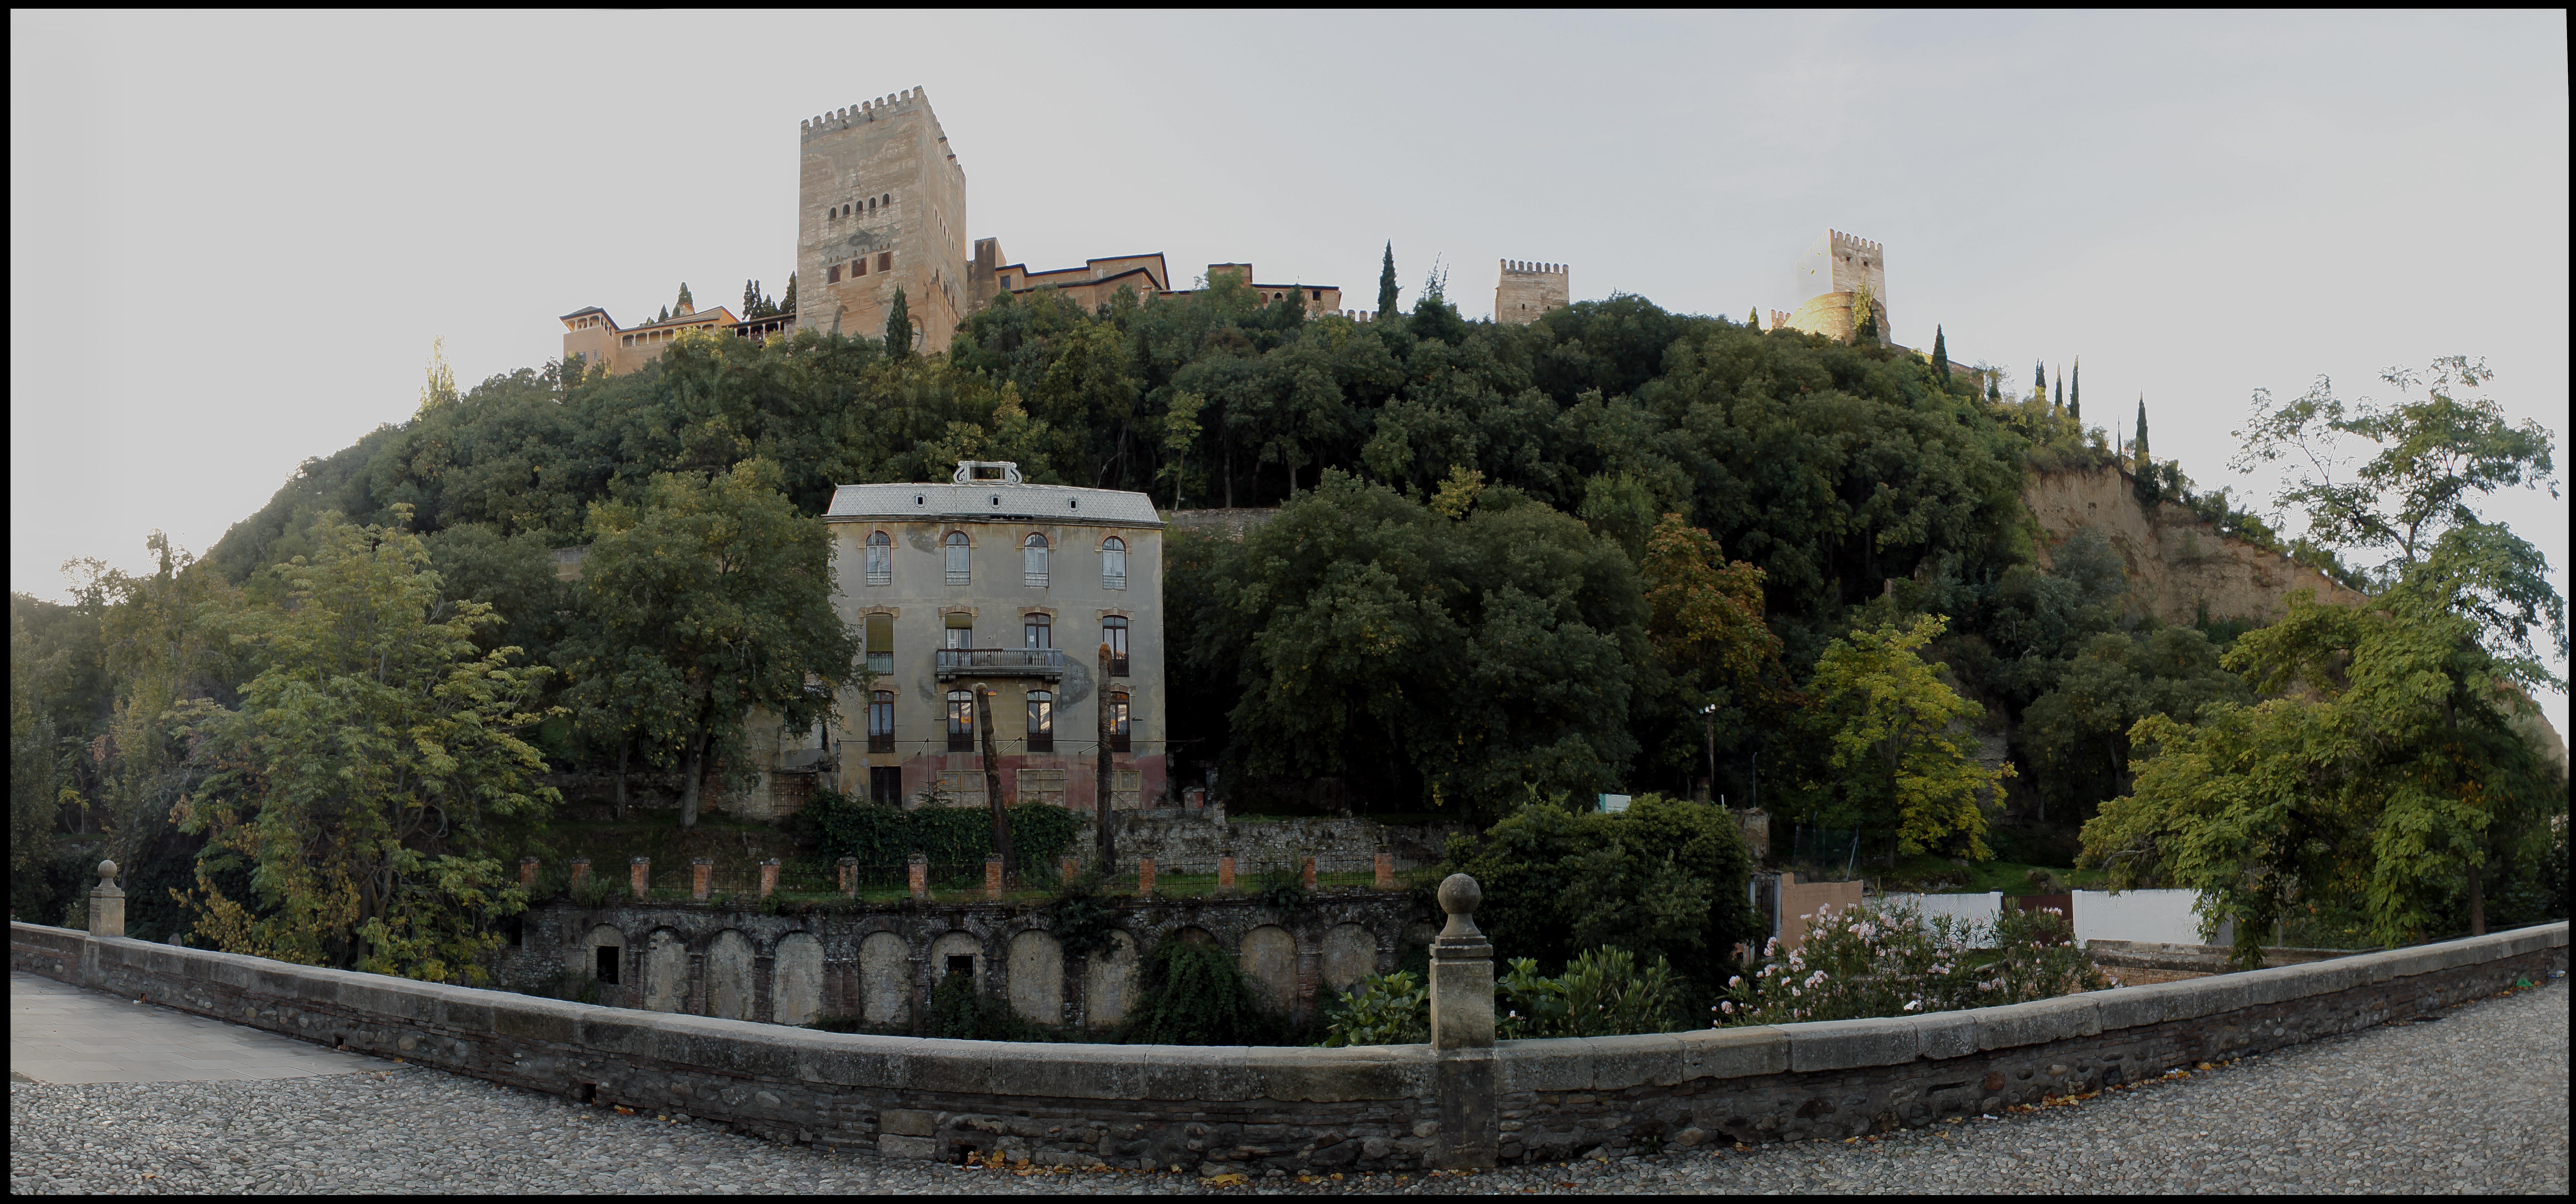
[1878,892,2001,932]
[2071,889,2208,946]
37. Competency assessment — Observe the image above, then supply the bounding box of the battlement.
[1768,310,1794,331]
[1499,260,1567,276]
[1826,229,1882,257]
[1494,258,1571,326]
[800,87,934,140]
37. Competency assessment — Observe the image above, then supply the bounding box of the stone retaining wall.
[12,918,2562,1173]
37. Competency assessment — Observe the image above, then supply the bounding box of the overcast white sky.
[10,10,2568,728]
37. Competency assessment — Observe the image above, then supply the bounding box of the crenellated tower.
[1494,260,1569,325]
[1781,229,1888,344]
[795,88,971,350]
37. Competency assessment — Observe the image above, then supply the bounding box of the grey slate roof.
[825,482,1164,528]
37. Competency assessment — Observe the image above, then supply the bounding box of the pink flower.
[1728,976,1744,988]
[1721,1001,1736,1015]
[1902,1000,1922,1012]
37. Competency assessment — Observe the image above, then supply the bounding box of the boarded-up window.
[936,768,985,806]
[1019,768,1066,805]
[944,532,971,585]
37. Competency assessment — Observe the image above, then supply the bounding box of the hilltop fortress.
[560,88,1898,372]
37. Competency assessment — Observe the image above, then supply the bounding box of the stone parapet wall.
[12,919,2561,1173]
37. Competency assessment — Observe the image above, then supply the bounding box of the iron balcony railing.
[935,647,1067,680]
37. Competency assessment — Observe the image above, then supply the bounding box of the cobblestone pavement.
[8,973,2562,1195]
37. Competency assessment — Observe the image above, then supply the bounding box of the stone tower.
[1781,230,1888,344]
[1494,260,1569,325]
[796,88,971,351]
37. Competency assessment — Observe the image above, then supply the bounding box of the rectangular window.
[868,690,895,754]
[864,539,892,587]
[855,257,868,277]
[945,535,971,586]
[1108,691,1131,753]
[866,614,893,675]
[595,945,621,985]
[869,765,904,806]
[1113,769,1141,809]
[827,264,842,284]
[1019,768,1066,805]
[945,612,973,650]
[947,690,975,752]
[1102,618,1129,677]
[1026,689,1054,753]
[1024,614,1051,649]
[878,251,893,273]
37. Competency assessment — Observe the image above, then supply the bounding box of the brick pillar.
[1061,854,1079,887]
[837,856,859,898]
[1217,853,1235,894]
[985,854,1005,900]
[88,860,125,939]
[907,852,927,899]
[1137,856,1156,898]
[630,857,651,901]
[520,856,541,893]
[759,858,781,900]
[570,858,591,895]
[1300,856,1317,892]
[691,858,714,902]
[1429,873,1497,1169]
[1374,848,1395,890]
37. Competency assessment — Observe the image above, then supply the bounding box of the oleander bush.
[1716,899,2106,1026]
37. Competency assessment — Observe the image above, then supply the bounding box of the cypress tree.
[2135,396,2150,468]
[2069,358,2081,427]
[1931,326,1950,384]
[2053,367,2063,413]
[1749,308,1762,330]
[677,282,694,311]
[743,279,758,315]
[885,287,912,356]
[780,271,797,315]
[657,305,669,324]
[1988,376,2001,404]
[2033,358,2047,403]
[1377,242,1399,319]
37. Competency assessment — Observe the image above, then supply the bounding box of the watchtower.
[1782,230,1888,344]
[796,88,972,350]
[1494,260,1569,326]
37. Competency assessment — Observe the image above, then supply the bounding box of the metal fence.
[1786,826,1867,881]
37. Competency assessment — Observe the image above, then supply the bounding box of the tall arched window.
[1026,689,1054,752]
[1107,691,1131,753]
[1101,536,1127,590]
[1023,532,1049,588]
[865,614,893,675]
[944,531,971,585]
[868,690,895,753]
[946,689,975,751]
[864,530,892,586]
[1101,617,1129,677]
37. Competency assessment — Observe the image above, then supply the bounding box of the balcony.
[935,647,1067,681]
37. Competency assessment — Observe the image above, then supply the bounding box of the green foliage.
[1931,326,1949,384]
[1719,899,2104,1025]
[1045,870,1123,960]
[1126,938,1283,1045]
[884,287,912,357]
[561,458,859,826]
[1317,969,1427,1046]
[804,787,1078,869]
[1445,793,1759,990]
[2018,626,2250,821]
[1798,615,2007,857]
[1497,946,1687,1038]
[928,970,1048,1041]
[1252,860,1309,911]
[1377,242,1398,319]
[171,510,550,982]
[2082,591,2564,960]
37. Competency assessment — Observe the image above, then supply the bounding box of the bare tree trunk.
[1096,644,1116,873]
[2467,856,2485,936]
[613,735,630,822]
[976,685,1010,877]
[679,701,711,829]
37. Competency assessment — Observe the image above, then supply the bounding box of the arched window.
[946,689,975,751]
[1101,617,1128,677]
[1107,690,1131,753]
[1026,689,1054,752]
[864,530,892,586]
[868,690,895,753]
[944,531,971,585]
[867,197,876,212]
[1022,532,1049,587]
[1101,536,1127,590]
[881,193,890,207]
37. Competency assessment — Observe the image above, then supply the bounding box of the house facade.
[814,461,1168,816]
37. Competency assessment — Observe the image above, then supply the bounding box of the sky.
[10,10,2568,729]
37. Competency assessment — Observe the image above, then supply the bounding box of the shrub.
[927,971,1048,1041]
[1716,900,2105,1025]
[805,788,1079,870]
[1498,947,1687,1038]
[1317,969,1427,1046]
[1125,939,1282,1045]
